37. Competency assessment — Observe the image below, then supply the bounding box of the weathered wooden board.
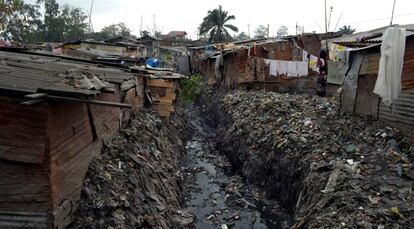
[162,93,176,100]
[155,98,173,105]
[147,79,174,88]
[0,98,48,164]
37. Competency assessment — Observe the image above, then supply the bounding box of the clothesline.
[263,59,309,77]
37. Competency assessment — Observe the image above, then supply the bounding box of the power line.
[342,11,414,25]
[99,0,132,10]
[390,0,397,25]
[71,0,91,8]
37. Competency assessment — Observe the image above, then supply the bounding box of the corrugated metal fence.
[379,88,414,141]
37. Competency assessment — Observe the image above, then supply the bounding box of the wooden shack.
[340,34,414,141]
[0,51,144,228]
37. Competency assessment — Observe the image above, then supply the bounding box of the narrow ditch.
[182,104,292,228]
[71,88,414,228]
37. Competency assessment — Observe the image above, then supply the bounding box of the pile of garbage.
[70,108,194,228]
[200,88,414,228]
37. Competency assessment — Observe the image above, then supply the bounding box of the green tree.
[93,22,133,40]
[60,4,88,41]
[118,22,131,37]
[276,25,289,38]
[254,25,267,38]
[1,0,88,43]
[37,0,88,42]
[338,25,355,35]
[199,5,238,43]
[235,32,250,41]
[41,0,62,42]
[1,1,43,42]
[0,0,23,39]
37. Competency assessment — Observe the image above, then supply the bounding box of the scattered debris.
[200,88,414,228]
[70,108,194,228]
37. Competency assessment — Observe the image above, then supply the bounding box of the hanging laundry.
[309,55,319,73]
[374,27,406,107]
[265,59,308,77]
[302,50,309,61]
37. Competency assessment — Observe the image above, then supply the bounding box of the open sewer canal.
[182,106,291,229]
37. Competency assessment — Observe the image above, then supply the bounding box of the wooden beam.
[24,93,48,99]
[47,96,132,108]
[163,93,176,100]
[21,99,44,106]
[154,98,173,105]
[147,79,174,88]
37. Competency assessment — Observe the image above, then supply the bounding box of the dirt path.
[182,105,291,229]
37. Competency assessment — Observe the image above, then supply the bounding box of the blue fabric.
[146,58,159,68]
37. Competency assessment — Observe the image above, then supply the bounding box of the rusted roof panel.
[0,51,136,98]
[329,24,414,44]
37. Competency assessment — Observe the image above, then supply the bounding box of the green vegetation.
[338,25,356,35]
[0,0,134,43]
[254,25,268,38]
[199,5,238,43]
[180,75,203,103]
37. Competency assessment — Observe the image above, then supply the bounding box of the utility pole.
[88,0,95,34]
[296,22,298,35]
[267,24,270,38]
[390,0,397,25]
[248,24,251,38]
[140,16,143,44]
[324,0,328,34]
[153,14,156,35]
[334,12,343,32]
[328,6,333,32]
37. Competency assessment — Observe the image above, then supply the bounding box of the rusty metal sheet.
[341,53,363,113]
[0,211,47,228]
[327,61,349,85]
[379,88,414,142]
[355,74,380,119]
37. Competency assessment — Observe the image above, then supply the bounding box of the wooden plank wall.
[0,98,51,213]
[48,90,122,228]
[121,76,145,123]
[0,82,144,228]
[358,37,414,89]
[402,37,414,89]
[47,101,94,217]
[0,98,48,164]
[148,79,177,117]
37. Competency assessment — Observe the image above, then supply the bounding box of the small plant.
[180,75,202,103]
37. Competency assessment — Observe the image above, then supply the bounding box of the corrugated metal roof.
[328,24,414,44]
[0,51,136,98]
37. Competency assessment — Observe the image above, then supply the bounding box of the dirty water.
[182,106,291,229]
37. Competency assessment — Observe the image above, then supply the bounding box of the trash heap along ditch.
[70,108,194,229]
[200,88,414,228]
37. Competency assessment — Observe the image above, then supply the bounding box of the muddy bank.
[200,88,414,228]
[70,107,193,228]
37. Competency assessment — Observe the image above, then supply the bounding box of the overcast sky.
[29,0,414,39]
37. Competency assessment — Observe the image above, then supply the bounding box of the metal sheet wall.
[379,88,414,142]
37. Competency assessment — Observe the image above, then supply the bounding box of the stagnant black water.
[182,106,291,229]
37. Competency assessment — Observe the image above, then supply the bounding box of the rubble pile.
[70,108,194,229]
[200,88,414,228]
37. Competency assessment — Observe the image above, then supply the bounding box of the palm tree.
[199,5,238,43]
[338,25,356,35]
